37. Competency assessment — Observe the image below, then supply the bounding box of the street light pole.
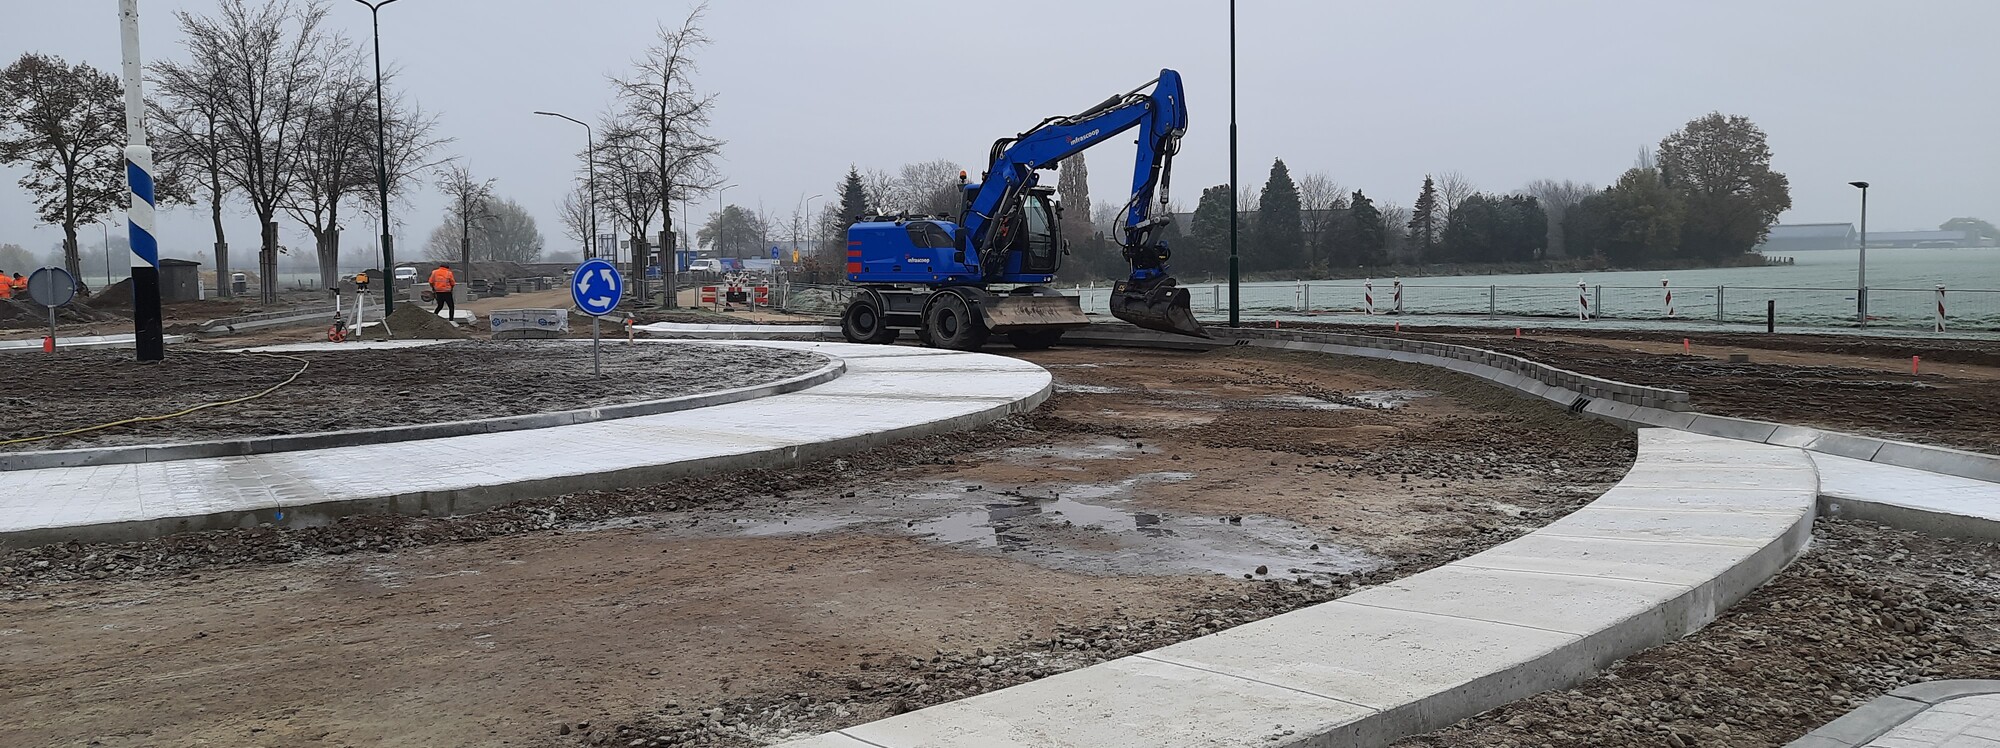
[1227,0,1239,328]
[802,194,824,265]
[534,111,595,261]
[355,0,400,316]
[1850,180,1870,325]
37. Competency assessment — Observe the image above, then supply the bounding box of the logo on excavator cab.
[1067,129,1100,146]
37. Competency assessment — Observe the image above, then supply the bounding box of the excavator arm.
[963,69,1206,337]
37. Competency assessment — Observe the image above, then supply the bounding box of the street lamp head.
[1849,181,1870,189]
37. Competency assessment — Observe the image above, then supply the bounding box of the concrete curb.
[1785,680,2000,747]
[633,321,841,340]
[198,307,336,335]
[0,356,847,472]
[778,430,1819,748]
[0,342,1052,548]
[0,333,188,353]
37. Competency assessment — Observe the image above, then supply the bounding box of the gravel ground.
[0,346,1633,747]
[1296,323,2000,455]
[0,341,825,451]
[1396,519,2000,748]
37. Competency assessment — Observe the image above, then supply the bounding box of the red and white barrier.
[1392,279,1404,314]
[1662,279,1674,318]
[1577,281,1591,321]
[1936,284,1946,332]
[700,286,718,309]
[754,285,770,308]
[1363,280,1376,315]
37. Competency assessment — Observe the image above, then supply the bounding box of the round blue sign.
[572,259,624,317]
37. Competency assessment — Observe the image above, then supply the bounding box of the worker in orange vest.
[0,271,12,300]
[9,273,24,295]
[428,264,457,319]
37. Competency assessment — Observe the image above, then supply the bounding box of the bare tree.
[557,182,592,258]
[0,54,127,278]
[1520,179,1596,258]
[1294,171,1342,267]
[609,4,723,303]
[152,53,238,295]
[282,43,376,288]
[594,125,662,273]
[860,167,896,215]
[431,163,494,272]
[1376,200,1411,264]
[1435,170,1476,226]
[893,159,962,216]
[173,0,332,302]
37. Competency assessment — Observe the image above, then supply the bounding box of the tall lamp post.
[1226,0,1239,328]
[355,0,400,315]
[534,111,595,261]
[802,193,824,264]
[1849,180,1870,325]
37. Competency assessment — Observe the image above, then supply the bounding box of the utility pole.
[1849,181,1870,325]
[356,0,401,315]
[1227,0,1240,328]
[535,111,595,261]
[119,0,163,361]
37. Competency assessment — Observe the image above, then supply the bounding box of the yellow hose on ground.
[0,352,312,448]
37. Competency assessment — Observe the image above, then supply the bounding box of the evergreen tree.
[1249,158,1303,271]
[1184,184,1235,278]
[838,166,869,223]
[1342,190,1386,266]
[1408,175,1440,261]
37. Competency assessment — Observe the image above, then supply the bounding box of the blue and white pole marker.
[119,0,163,361]
[573,258,624,376]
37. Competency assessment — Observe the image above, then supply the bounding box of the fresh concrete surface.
[635,321,840,339]
[776,430,1818,748]
[1787,681,2000,748]
[1814,453,2000,543]
[0,341,1049,547]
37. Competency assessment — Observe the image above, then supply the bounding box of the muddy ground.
[1298,322,2000,455]
[0,346,1633,748]
[1397,518,2000,748]
[0,341,824,451]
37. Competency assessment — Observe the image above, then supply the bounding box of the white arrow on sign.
[599,267,616,287]
[575,272,593,294]
[589,296,612,308]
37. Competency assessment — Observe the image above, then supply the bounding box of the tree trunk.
[61,225,81,278]
[260,219,279,303]
[211,188,230,298]
[459,214,472,290]
[313,227,340,290]
[662,214,677,308]
[631,229,651,306]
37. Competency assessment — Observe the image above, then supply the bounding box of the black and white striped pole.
[119,0,164,361]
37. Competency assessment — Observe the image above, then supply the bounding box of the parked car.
[688,258,724,273]
[393,265,418,283]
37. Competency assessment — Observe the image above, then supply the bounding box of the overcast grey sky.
[2,0,1995,266]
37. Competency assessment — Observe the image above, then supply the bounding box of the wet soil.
[1298,323,2000,455]
[0,346,1632,748]
[0,341,824,451]
[1397,518,2000,748]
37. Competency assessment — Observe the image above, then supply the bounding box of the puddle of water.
[1255,394,1359,411]
[1000,436,1153,462]
[1352,389,1437,408]
[1054,383,1126,394]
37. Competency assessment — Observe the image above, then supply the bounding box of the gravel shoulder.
[0,345,1632,748]
[0,341,826,451]
[1396,518,2000,748]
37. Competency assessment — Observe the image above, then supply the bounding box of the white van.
[688,258,724,273]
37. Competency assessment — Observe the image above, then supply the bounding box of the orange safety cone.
[1684,338,1691,354]
[1913,355,1920,375]
[1514,327,1521,339]
[42,336,54,352]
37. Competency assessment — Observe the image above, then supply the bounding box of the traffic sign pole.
[572,258,624,379]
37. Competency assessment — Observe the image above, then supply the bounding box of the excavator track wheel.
[840,291,898,345]
[922,291,989,351]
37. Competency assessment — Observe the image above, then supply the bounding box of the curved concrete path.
[0,340,1050,547]
[1788,680,2000,748]
[777,430,1819,748]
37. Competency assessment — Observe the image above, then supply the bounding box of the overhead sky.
[2,0,1995,268]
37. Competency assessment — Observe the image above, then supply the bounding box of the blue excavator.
[839,69,1207,351]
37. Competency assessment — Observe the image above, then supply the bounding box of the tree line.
[1,0,730,303]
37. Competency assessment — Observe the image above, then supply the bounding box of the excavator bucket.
[1110,279,1211,338]
[978,294,1090,332]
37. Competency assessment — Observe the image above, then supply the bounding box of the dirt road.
[0,346,1632,748]
[0,341,823,451]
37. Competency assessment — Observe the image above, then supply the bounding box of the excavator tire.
[841,292,898,345]
[1006,330,1063,350]
[922,290,989,351]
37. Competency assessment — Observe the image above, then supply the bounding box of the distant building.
[1862,229,1985,248]
[1759,223,1855,252]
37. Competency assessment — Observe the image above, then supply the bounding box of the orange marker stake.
[1913,355,1921,375]
[1514,327,1521,339]
[1683,338,1691,354]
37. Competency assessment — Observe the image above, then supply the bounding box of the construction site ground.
[1299,322,2000,455]
[0,341,823,451]
[0,346,1635,748]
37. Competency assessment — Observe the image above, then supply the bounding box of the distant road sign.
[26,266,76,307]
[571,258,623,317]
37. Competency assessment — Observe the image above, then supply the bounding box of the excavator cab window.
[1018,193,1060,274]
[904,221,955,249]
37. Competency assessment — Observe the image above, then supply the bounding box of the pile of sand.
[89,278,133,306]
[367,304,470,340]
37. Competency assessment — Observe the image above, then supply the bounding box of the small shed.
[160,258,203,302]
